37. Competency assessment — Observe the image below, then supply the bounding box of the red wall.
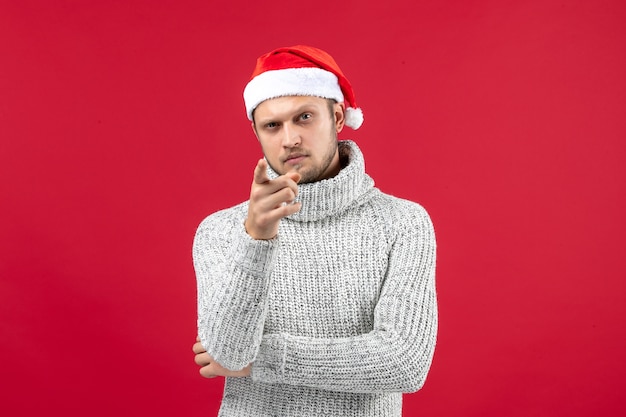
[1,1,625,415]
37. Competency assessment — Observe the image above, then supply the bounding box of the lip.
[284,154,306,165]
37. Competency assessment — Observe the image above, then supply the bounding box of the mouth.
[284,153,307,165]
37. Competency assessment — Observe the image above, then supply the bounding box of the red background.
[1,1,625,415]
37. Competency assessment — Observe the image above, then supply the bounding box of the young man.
[192,45,437,416]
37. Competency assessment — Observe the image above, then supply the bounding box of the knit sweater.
[193,140,437,417]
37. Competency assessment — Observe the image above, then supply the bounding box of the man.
[192,45,437,416]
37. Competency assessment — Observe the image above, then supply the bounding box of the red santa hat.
[243,45,363,130]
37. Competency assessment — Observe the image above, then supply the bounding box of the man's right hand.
[244,158,301,240]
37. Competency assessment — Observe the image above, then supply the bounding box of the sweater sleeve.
[193,208,278,370]
[250,205,437,393]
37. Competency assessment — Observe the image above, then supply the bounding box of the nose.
[281,123,301,148]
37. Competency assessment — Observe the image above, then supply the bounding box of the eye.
[265,122,279,129]
[299,113,312,121]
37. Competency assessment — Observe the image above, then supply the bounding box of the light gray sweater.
[193,140,437,417]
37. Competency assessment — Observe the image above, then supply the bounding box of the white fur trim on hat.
[244,67,344,120]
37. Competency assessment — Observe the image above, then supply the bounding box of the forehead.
[254,95,328,119]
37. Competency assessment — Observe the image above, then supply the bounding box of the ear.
[251,121,260,141]
[334,102,346,133]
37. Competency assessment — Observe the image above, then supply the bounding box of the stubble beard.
[297,134,338,184]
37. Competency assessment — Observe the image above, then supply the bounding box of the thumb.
[286,171,301,184]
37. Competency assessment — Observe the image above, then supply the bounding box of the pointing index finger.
[253,158,270,184]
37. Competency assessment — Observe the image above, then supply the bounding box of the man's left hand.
[192,337,252,378]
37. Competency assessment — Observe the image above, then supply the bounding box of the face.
[252,96,345,184]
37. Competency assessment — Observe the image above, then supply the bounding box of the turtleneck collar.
[266,140,375,222]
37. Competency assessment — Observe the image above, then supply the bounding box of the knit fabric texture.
[193,140,437,417]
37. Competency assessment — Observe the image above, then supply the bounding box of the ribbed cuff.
[229,222,278,276]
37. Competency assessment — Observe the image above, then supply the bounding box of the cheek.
[259,140,281,162]
[258,138,274,153]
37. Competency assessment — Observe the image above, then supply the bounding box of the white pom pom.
[345,107,364,130]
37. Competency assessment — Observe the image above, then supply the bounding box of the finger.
[279,201,301,217]
[249,176,299,210]
[253,159,270,184]
[192,341,206,354]
[272,173,300,199]
[194,352,212,366]
[265,174,300,197]
[273,185,298,206]
[199,365,217,379]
